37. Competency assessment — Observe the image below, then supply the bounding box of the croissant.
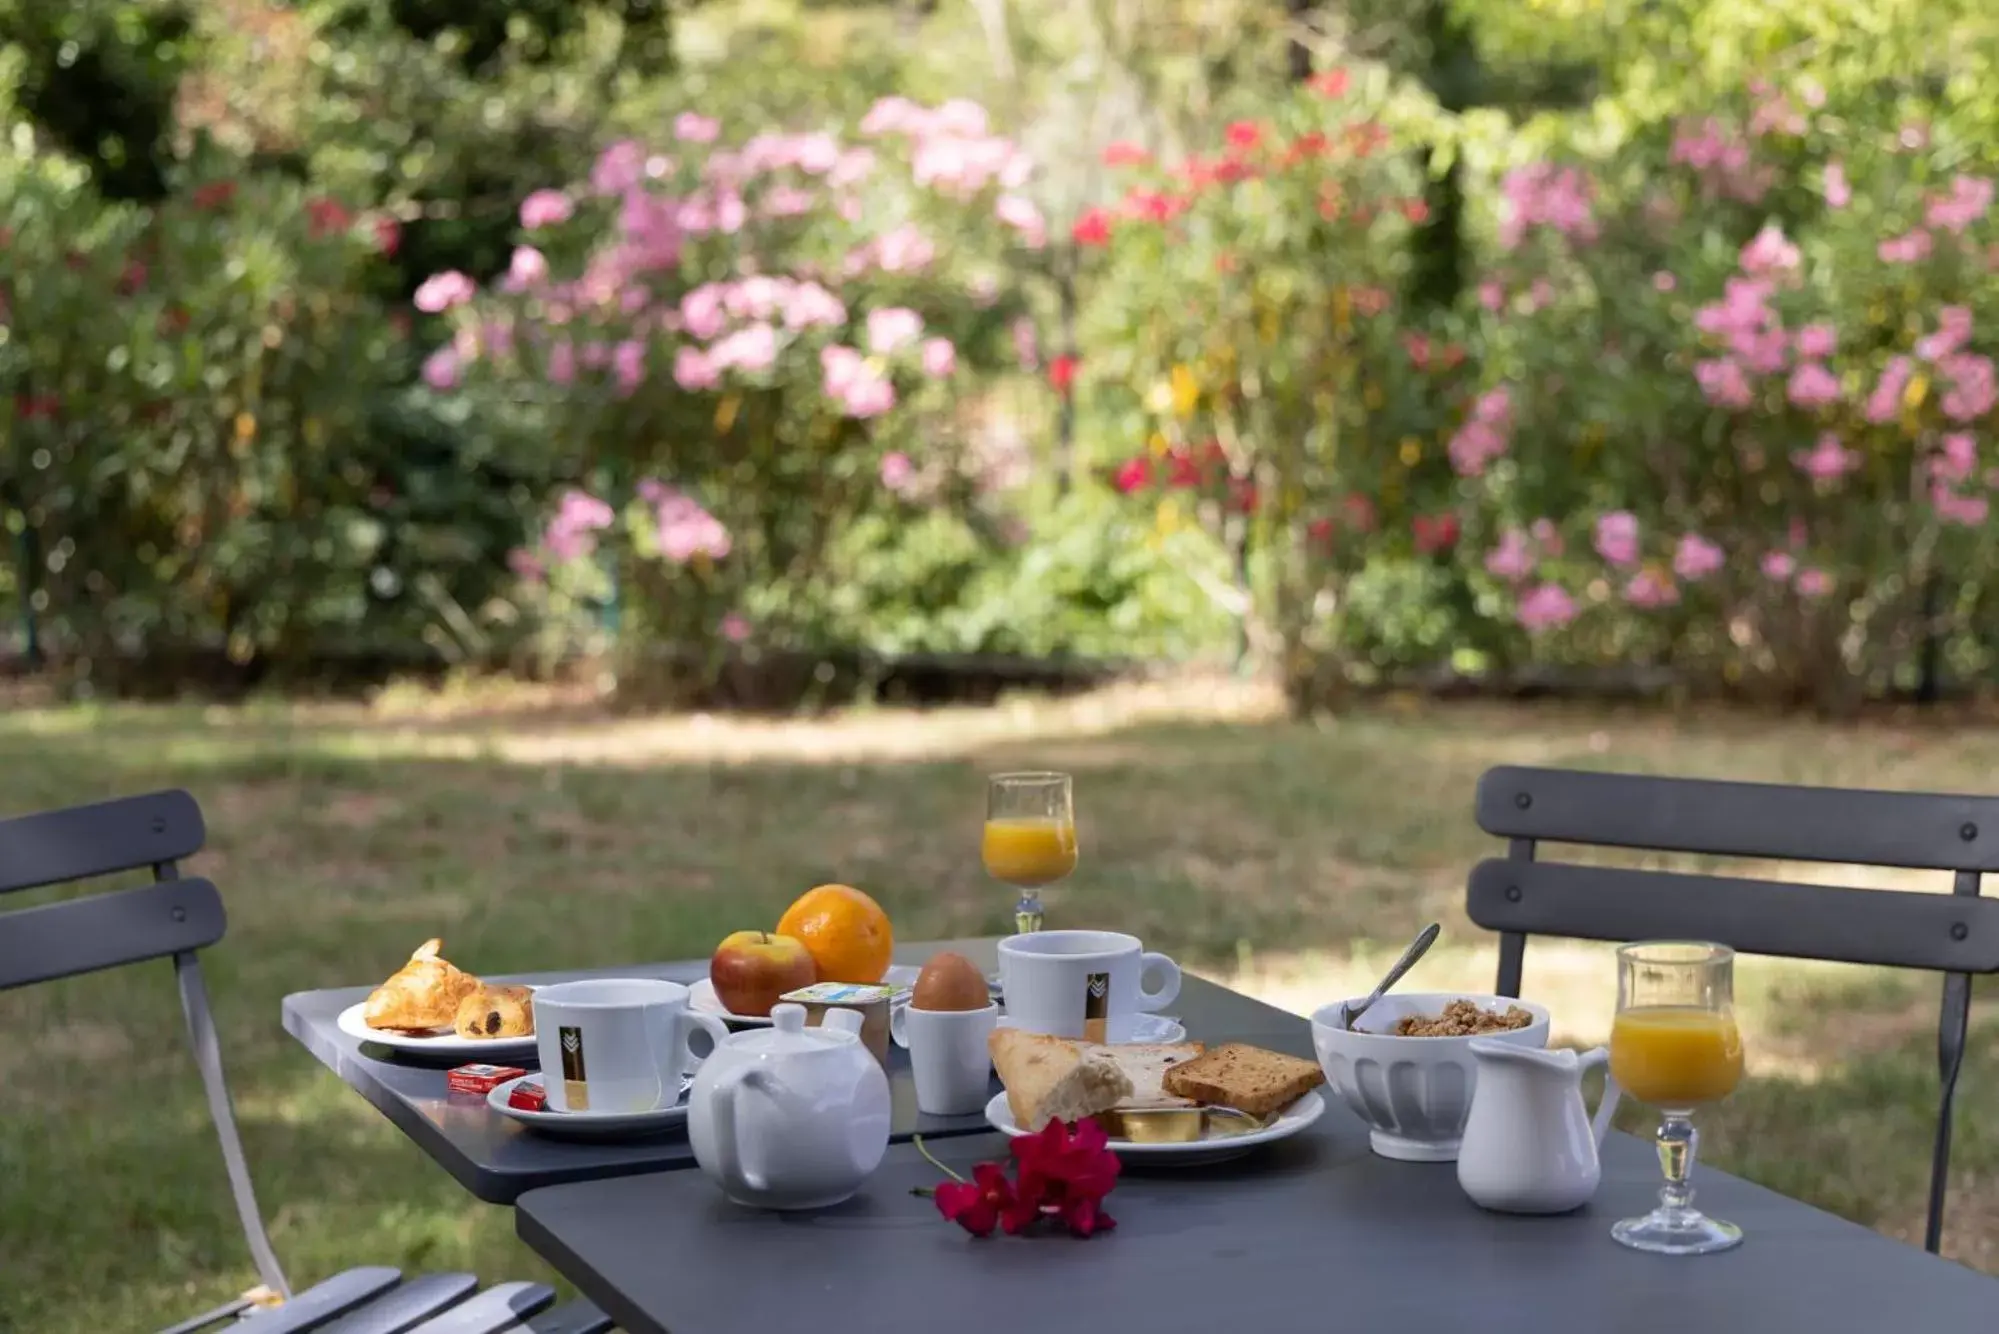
[454,983,535,1040]
[363,938,479,1032]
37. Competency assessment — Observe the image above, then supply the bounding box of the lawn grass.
[7,675,1999,1328]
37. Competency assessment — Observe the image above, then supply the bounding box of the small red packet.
[507,1081,549,1113]
[447,1063,527,1096]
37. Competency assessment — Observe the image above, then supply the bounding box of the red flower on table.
[934,1162,1018,1238]
[920,1119,1120,1240]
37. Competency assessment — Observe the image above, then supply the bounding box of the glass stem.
[1655,1112,1699,1215]
[1014,891,1043,933]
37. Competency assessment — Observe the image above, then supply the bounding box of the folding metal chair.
[1467,764,1999,1255]
[0,790,613,1333]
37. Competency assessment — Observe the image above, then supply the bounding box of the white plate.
[336,992,540,1062]
[689,965,922,1026]
[993,1014,1187,1045]
[983,1089,1325,1167]
[487,1073,691,1140]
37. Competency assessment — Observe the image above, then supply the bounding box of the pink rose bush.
[423,99,1035,655]
[1465,77,1999,701]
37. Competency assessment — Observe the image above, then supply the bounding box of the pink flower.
[421,345,461,390]
[519,190,573,230]
[1926,175,1994,235]
[880,452,919,494]
[1624,569,1681,608]
[860,96,926,137]
[591,140,646,196]
[1516,583,1579,632]
[1531,518,1565,556]
[867,307,924,355]
[821,344,865,393]
[762,185,815,218]
[1934,433,1979,483]
[681,285,729,341]
[547,340,576,385]
[829,148,876,189]
[1794,322,1837,359]
[793,132,841,174]
[840,368,896,418]
[995,194,1047,248]
[920,337,957,379]
[544,490,616,561]
[1673,534,1725,581]
[1878,229,1933,264]
[1761,551,1796,581]
[1823,161,1851,209]
[649,486,731,562]
[1933,484,1990,526]
[1594,512,1640,566]
[710,323,778,374]
[1695,358,1754,409]
[1918,306,1974,362]
[1694,277,1774,338]
[1865,356,1913,423]
[674,112,722,144]
[720,612,752,643]
[872,224,937,273]
[1793,432,1861,480]
[612,340,645,394]
[1485,528,1536,582]
[1787,363,1842,408]
[502,245,548,291]
[1794,568,1834,598]
[1940,354,1998,421]
[1497,162,1598,250]
[507,548,544,583]
[674,346,719,390]
[1739,223,1800,277]
[1652,271,1677,292]
[1477,280,1506,312]
[1012,316,1039,370]
[1729,326,1790,376]
[414,270,476,313]
[780,282,847,331]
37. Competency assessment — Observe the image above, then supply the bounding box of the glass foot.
[1612,1206,1743,1255]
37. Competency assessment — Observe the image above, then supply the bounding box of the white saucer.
[993,1014,1188,1045]
[336,992,539,1062]
[488,1073,691,1140]
[689,965,921,1026]
[984,1089,1324,1167]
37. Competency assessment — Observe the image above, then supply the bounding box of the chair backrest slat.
[1468,859,1999,973]
[1476,765,1999,871]
[0,879,226,990]
[0,789,206,893]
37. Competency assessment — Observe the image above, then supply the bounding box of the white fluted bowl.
[1311,993,1551,1162]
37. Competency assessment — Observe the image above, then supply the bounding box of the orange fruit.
[776,884,894,985]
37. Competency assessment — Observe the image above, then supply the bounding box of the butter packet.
[780,982,896,1006]
[781,982,895,1069]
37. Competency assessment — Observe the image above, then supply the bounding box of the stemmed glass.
[981,772,1077,934]
[1608,941,1747,1255]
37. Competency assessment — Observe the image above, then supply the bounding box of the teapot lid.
[728,1002,862,1056]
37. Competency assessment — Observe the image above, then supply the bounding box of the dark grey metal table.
[515,1020,1999,1334]
[281,937,1301,1204]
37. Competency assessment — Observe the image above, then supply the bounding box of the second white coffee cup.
[997,930,1180,1043]
[891,1002,999,1115]
[534,978,729,1114]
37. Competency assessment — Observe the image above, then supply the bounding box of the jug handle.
[1578,1046,1623,1148]
[710,1067,773,1195]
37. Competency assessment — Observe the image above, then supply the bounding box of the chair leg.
[175,950,291,1298]
[1926,969,1973,1255]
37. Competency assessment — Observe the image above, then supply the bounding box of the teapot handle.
[710,1067,772,1195]
[1578,1046,1624,1148]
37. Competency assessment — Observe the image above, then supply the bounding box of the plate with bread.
[986,1030,1327,1165]
[336,939,539,1060]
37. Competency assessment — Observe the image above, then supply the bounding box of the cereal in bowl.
[1391,999,1535,1037]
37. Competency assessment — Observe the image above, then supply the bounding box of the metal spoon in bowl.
[1340,922,1442,1031]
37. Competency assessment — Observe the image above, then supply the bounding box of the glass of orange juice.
[1608,941,1746,1255]
[982,772,1077,933]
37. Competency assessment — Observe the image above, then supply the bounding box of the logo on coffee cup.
[559,1025,589,1110]
[1084,972,1109,1043]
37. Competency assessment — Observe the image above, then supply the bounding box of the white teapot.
[688,1002,892,1210]
[1456,1039,1622,1215]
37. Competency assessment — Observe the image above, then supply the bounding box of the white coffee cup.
[534,978,730,1114]
[891,1002,999,1116]
[997,930,1180,1044]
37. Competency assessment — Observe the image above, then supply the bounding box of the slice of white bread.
[1160,1043,1326,1117]
[1084,1041,1206,1109]
[989,1029,1134,1130]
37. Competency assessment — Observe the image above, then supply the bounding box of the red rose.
[1112,457,1153,493]
[1413,512,1462,554]
[1401,198,1431,224]
[1048,354,1080,396]
[307,197,355,238]
[1286,132,1330,164]
[1071,208,1114,248]
[1123,189,1188,224]
[1101,141,1150,168]
[1402,332,1432,369]
[374,216,402,257]
[1224,121,1264,151]
[1309,69,1350,99]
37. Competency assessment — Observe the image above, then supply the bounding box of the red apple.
[709,930,817,1017]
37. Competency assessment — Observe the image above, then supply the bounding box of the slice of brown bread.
[1159,1043,1326,1117]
